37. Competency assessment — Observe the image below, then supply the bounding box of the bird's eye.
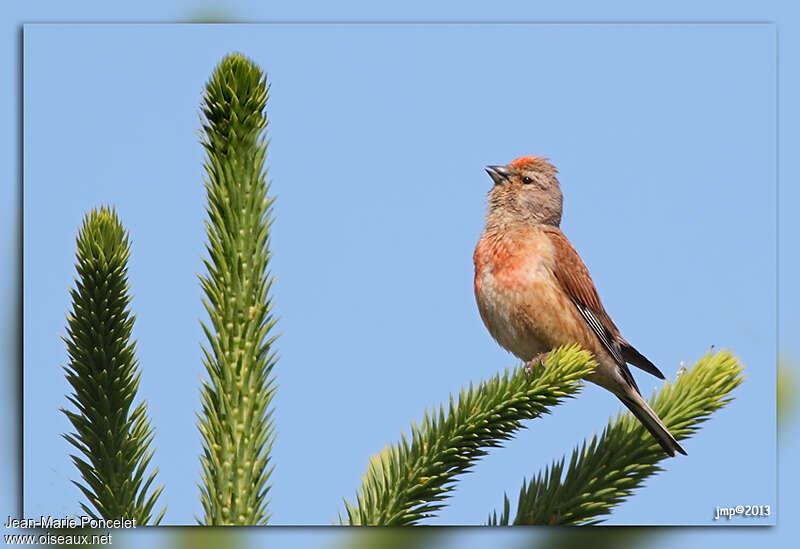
[522,176,533,185]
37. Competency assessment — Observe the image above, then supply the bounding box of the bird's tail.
[618,392,686,457]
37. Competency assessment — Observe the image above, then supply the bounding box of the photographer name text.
[5,515,136,529]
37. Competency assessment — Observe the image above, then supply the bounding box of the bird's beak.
[486,165,510,186]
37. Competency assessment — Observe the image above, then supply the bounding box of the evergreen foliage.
[196,53,278,525]
[340,346,596,525]
[62,206,165,524]
[489,350,744,525]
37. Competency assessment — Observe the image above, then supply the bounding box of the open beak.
[486,165,510,185]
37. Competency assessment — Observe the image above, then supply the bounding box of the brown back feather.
[541,226,643,393]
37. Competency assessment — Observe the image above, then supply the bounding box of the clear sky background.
[22,22,775,526]
[2,1,799,547]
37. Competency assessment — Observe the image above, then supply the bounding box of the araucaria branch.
[196,53,278,526]
[62,206,165,524]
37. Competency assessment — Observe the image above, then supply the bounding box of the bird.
[473,155,686,457]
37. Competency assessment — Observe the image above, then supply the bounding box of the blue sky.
[2,1,799,547]
[22,22,775,526]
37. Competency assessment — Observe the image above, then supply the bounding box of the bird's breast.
[473,229,554,360]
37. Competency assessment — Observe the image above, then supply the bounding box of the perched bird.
[473,155,685,457]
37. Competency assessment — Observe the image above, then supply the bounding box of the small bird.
[473,155,685,456]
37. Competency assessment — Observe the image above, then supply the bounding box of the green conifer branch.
[339,345,597,525]
[61,206,165,524]
[489,350,744,525]
[196,53,278,526]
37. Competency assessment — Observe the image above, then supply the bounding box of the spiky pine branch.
[339,345,597,526]
[489,350,744,525]
[196,53,278,525]
[61,206,165,524]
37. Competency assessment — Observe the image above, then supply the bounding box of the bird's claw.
[524,352,551,375]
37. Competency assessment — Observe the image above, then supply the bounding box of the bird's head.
[484,155,563,228]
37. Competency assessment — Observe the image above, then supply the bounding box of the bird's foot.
[524,352,551,375]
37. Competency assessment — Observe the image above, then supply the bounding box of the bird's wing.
[620,338,665,379]
[541,226,642,393]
